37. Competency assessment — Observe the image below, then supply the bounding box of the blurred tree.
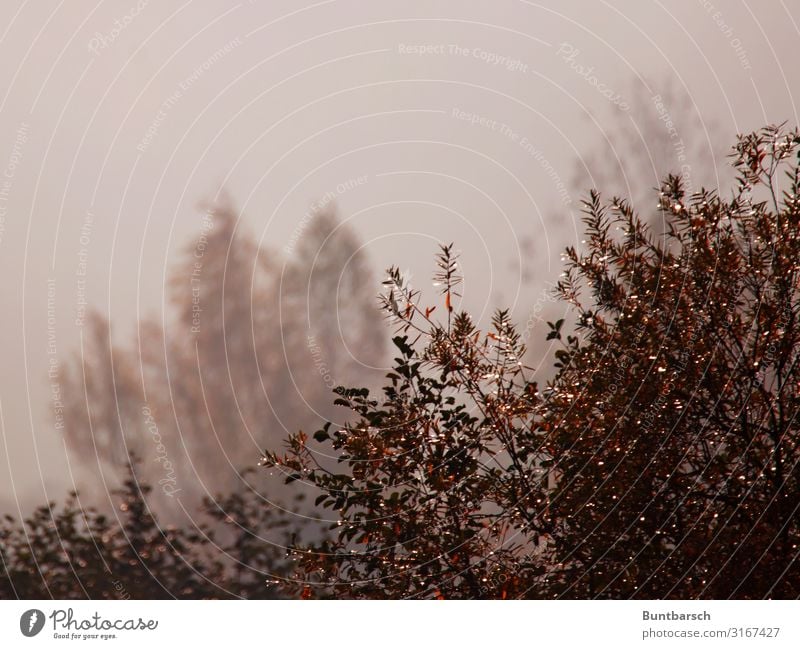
[60,200,384,516]
[0,462,298,599]
[571,77,729,232]
[282,206,385,414]
[264,125,800,599]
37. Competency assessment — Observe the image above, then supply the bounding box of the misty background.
[0,0,798,517]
